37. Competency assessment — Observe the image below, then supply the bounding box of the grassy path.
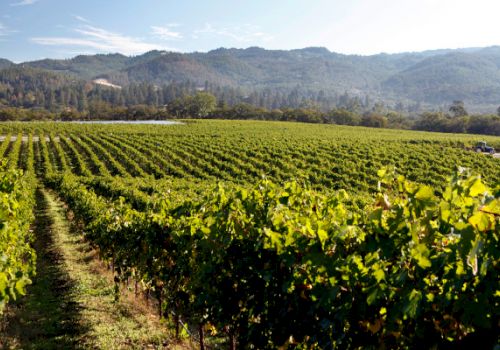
[1,188,181,349]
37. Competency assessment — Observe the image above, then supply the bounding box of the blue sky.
[1,0,500,62]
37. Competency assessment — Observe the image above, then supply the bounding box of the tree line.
[1,94,498,135]
[0,67,499,135]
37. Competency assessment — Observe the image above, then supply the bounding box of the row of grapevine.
[49,134,71,173]
[135,136,213,179]
[7,133,23,170]
[108,133,188,178]
[58,135,92,177]
[80,134,130,177]
[0,121,496,197]
[0,121,497,348]
[89,134,147,177]
[46,168,500,349]
[0,133,12,159]
[38,133,54,175]
[0,165,37,314]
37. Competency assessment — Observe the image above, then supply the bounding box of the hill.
[3,46,500,111]
[383,52,500,104]
[0,59,13,70]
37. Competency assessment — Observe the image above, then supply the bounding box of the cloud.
[0,22,15,37]
[32,24,167,55]
[10,0,38,6]
[31,37,115,51]
[151,24,182,40]
[73,15,90,23]
[194,23,273,43]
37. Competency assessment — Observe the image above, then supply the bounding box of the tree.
[189,92,216,118]
[167,97,190,118]
[45,88,56,111]
[60,109,81,121]
[360,112,388,128]
[77,88,88,112]
[385,112,410,129]
[146,85,159,106]
[467,115,500,135]
[449,100,468,117]
[414,112,447,131]
[327,108,360,125]
[371,102,385,114]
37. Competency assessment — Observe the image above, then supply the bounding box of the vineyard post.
[229,331,236,350]
[199,324,205,350]
[175,312,180,339]
[157,285,163,318]
[113,275,120,302]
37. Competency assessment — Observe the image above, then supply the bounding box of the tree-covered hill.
[383,52,500,104]
[3,46,500,111]
[0,58,13,70]
[24,53,131,80]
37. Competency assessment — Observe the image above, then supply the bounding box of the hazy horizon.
[1,0,500,62]
[5,44,500,64]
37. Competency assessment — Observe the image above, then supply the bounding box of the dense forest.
[0,63,401,112]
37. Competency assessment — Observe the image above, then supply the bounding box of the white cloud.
[0,22,15,37]
[32,37,114,51]
[10,0,39,6]
[151,25,182,40]
[194,23,273,43]
[32,24,167,55]
[73,15,90,23]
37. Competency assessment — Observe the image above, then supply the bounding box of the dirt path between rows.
[1,188,184,349]
[0,188,87,349]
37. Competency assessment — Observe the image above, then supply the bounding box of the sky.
[1,0,500,62]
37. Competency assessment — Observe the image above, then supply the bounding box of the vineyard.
[0,120,499,349]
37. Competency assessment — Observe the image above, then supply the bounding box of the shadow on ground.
[0,188,89,350]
